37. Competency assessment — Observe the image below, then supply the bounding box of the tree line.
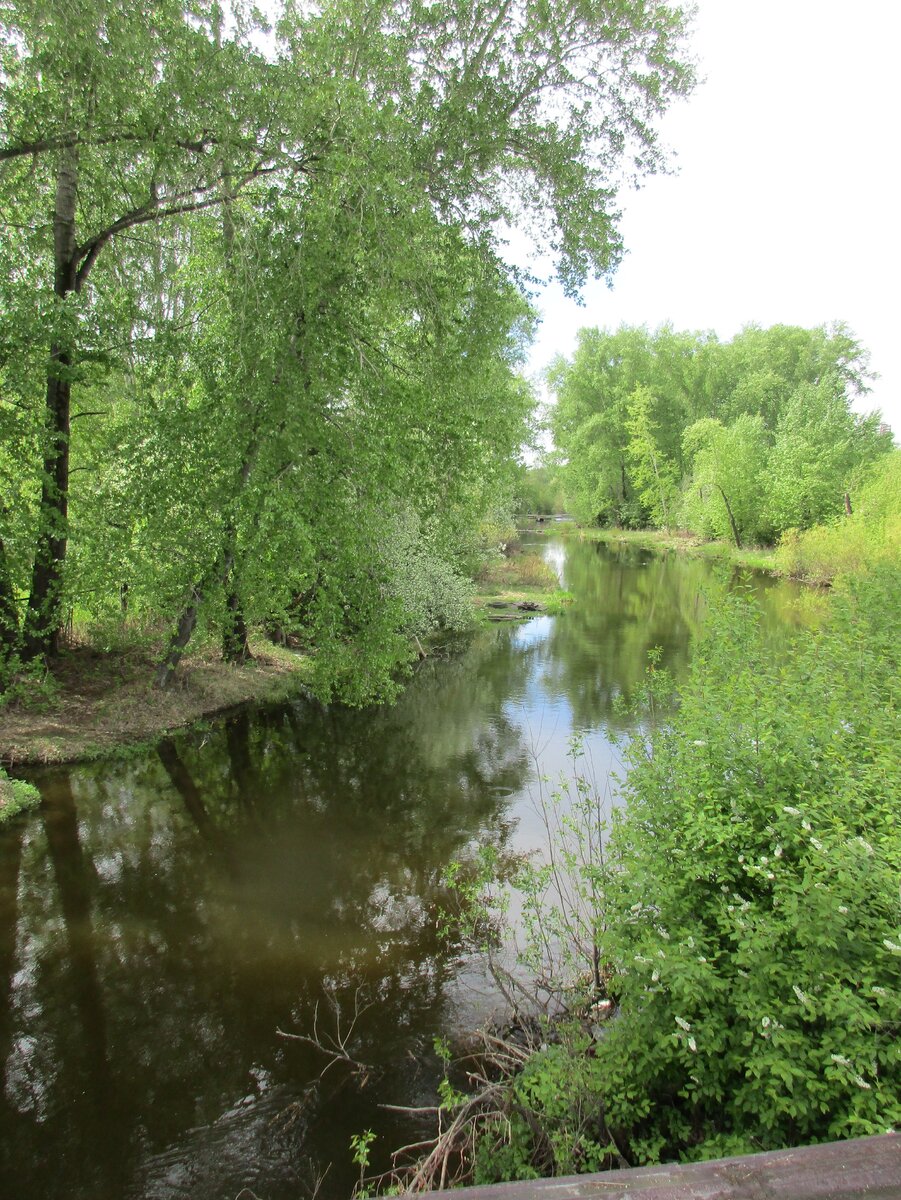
[549,323,893,546]
[0,0,694,700]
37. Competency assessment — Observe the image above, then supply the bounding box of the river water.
[0,532,807,1199]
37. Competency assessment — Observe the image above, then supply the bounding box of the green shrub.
[599,566,901,1160]
[0,769,41,822]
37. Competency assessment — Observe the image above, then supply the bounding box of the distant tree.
[765,376,893,531]
[625,385,679,529]
[681,414,769,547]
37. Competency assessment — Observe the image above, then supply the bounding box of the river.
[0,531,807,1199]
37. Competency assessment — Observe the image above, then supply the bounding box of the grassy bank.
[473,543,573,620]
[0,638,310,766]
[569,525,778,573]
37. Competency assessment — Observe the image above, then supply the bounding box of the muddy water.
[0,534,807,1199]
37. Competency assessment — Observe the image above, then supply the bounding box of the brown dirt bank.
[0,641,308,765]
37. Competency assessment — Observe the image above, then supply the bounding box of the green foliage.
[776,449,901,584]
[765,377,891,531]
[474,1033,614,1183]
[432,568,901,1181]
[1,0,696,691]
[625,385,679,528]
[600,567,901,1159]
[680,413,769,546]
[550,322,888,544]
[516,466,567,515]
[351,1128,377,1200]
[0,769,41,822]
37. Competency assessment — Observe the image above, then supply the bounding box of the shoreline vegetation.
[381,562,901,1191]
[0,536,569,771]
[569,525,779,575]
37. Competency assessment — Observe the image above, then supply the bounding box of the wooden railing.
[423,1133,901,1199]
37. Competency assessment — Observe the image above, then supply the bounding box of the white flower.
[783,806,801,817]
[838,905,848,914]
[688,1036,697,1052]
[810,837,824,851]
[675,1016,691,1031]
[793,985,810,1005]
[830,1053,850,1066]
[853,1075,872,1091]
[802,819,812,832]
[883,939,901,954]
[762,1016,772,1029]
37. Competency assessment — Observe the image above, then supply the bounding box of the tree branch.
[73,157,314,290]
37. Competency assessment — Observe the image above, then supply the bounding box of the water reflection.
[0,536,808,1199]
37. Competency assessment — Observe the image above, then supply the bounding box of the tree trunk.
[222,583,251,663]
[0,524,20,668]
[155,577,207,688]
[716,485,742,549]
[844,491,853,516]
[217,167,253,666]
[22,147,79,662]
[220,511,250,663]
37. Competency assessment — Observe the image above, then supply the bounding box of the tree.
[765,376,892,531]
[681,415,768,547]
[625,384,679,529]
[0,0,311,660]
[2,0,695,686]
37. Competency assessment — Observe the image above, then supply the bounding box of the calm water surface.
[0,534,807,1199]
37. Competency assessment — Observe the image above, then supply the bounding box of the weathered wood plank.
[422,1133,901,1199]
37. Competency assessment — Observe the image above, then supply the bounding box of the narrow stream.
[0,533,807,1199]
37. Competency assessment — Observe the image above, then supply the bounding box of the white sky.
[525,0,900,433]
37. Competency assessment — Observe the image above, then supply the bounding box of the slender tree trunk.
[222,579,251,663]
[844,491,853,517]
[217,169,252,665]
[155,576,208,689]
[0,524,20,668]
[22,147,79,662]
[716,485,742,548]
[650,451,670,530]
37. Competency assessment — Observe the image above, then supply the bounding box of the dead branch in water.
[278,985,374,1083]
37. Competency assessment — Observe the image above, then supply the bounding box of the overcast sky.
[525,0,900,433]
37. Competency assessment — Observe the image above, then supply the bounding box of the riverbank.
[567,525,778,573]
[473,539,573,619]
[1,541,574,766]
[0,639,310,766]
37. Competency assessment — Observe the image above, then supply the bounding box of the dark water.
[0,535,808,1200]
